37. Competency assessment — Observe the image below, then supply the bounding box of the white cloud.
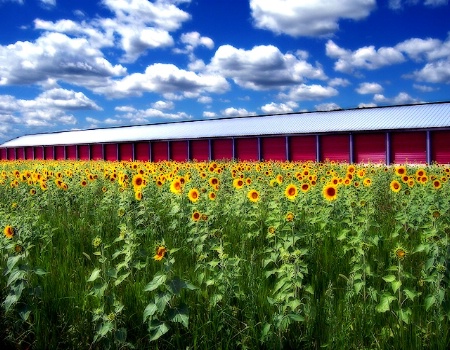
[115,105,192,124]
[209,44,326,90]
[260,101,298,114]
[328,78,351,87]
[203,111,217,118]
[279,84,339,101]
[221,107,254,117]
[40,0,56,7]
[180,32,214,50]
[198,96,212,104]
[358,102,377,108]
[315,102,341,111]
[409,58,450,83]
[0,32,126,87]
[395,37,446,61]
[94,63,229,98]
[413,83,437,92]
[152,100,174,110]
[326,40,405,73]
[356,82,383,94]
[250,0,376,37]
[389,0,447,9]
[373,92,421,105]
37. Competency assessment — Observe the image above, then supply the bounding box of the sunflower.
[154,246,167,261]
[247,189,260,203]
[394,246,407,260]
[132,174,145,188]
[192,211,201,222]
[285,212,295,222]
[301,183,310,193]
[188,188,200,203]
[433,179,442,189]
[390,180,401,193]
[209,177,219,187]
[323,184,338,201]
[14,244,23,254]
[363,178,372,187]
[29,188,36,195]
[233,178,244,189]
[208,192,216,200]
[135,190,143,201]
[170,178,182,194]
[284,184,298,200]
[395,166,407,176]
[4,226,14,239]
[415,168,426,178]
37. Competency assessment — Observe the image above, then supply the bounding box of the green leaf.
[260,323,271,342]
[18,304,31,322]
[382,275,396,283]
[114,328,127,343]
[144,273,167,292]
[34,268,47,276]
[148,320,170,342]
[404,288,419,301]
[87,268,102,282]
[6,255,21,274]
[7,269,26,287]
[376,294,396,313]
[3,294,19,312]
[287,313,304,322]
[168,304,189,328]
[391,280,402,294]
[106,267,117,279]
[425,295,436,311]
[114,272,130,286]
[96,321,113,338]
[143,303,158,322]
[354,281,364,295]
[155,292,172,313]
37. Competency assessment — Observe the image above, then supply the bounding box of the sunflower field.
[0,159,449,349]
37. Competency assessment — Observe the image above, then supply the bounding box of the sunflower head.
[394,246,407,260]
[390,180,401,193]
[4,225,14,239]
[188,188,200,203]
[284,184,298,200]
[323,184,338,201]
[247,189,260,203]
[154,246,167,261]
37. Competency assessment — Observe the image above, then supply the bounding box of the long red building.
[1,101,450,164]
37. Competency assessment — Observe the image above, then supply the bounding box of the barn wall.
[78,145,90,160]
[212,138,233,160]
[432,130,450,164]
[135,142,150,161]
[320,134,350,162]
[190,139,209,161]
[7,148,15,160]
[119,143,134,161]
[391,131,426,164]
[0,148,6,160]
[235,138,259,161]
[261,137,286,161]
[289,135,316,162]
[16,148,25,160]
[104,144,118,161]
[34,147,44,160]
[44,146,54,160]
[66,145,77,160]
[152,141,168,162]
[170,140,188,161]
[354,133,386,164]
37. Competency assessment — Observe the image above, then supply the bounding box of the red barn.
[1,102,450,164]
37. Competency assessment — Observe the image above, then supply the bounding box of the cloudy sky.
[0,0,449,144]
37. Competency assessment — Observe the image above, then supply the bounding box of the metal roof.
[2,102,450,148]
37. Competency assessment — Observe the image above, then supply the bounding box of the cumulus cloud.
[413,84,437,92]
[315,102,341,111]
[260,101,298,114]
[250,0,376,37]
[0,32,126,87]
[389,0,447,9]
[409,58,450,83]
[94,63,229,98]
[221,107,254,117]
[373,92,421,105]
[279,84,339,101]
[152,100,174,110]
[115,104,192,124]
[326,40,405,73]
[328,78,351,87]
[208,44,327,90]
[0,88,99,131]
[356,82,383,94]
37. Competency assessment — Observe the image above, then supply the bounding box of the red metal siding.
[289,136,316,162]
[66,145,77,160]
[190,140,209,161]
[152,141,168,162]
[119,143,134,161]
[78,145,90,160]
[321,134,349,162]
[135,142,150,161]
[16,148,25,160]
[0,148,6,160]
[25,147,34,160]
[235,138,258,161]
[34,147,44,160]
[104,144,118,161]
[212,138,233,160]
[7,148,15,160]
[432,131,450,164]
[170,141,188,161]
[354,133,386,164]
[392,132,426,164]
[91,144,103,160]
[261,137,286,161]
[44,146,54,160]
[55,146,65,160]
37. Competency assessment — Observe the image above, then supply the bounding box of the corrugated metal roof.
[2,102,450,147]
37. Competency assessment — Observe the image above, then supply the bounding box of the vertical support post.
[257,137,262,161]
[285,136,290,162]
[132,143,135,161]
[426,130,432,165]
[349,133,354,164]
[187,140,191,161]
[167,141,171,161]
[148,142,152,162]
[208,139,212,161]
[232,138,236,160]
[101,144,105,161]
[385,132,391,165]
[315,135,320,162]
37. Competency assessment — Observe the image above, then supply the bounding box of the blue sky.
[0,0,449,144]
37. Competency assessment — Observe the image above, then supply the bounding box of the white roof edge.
[2,101,450,148]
